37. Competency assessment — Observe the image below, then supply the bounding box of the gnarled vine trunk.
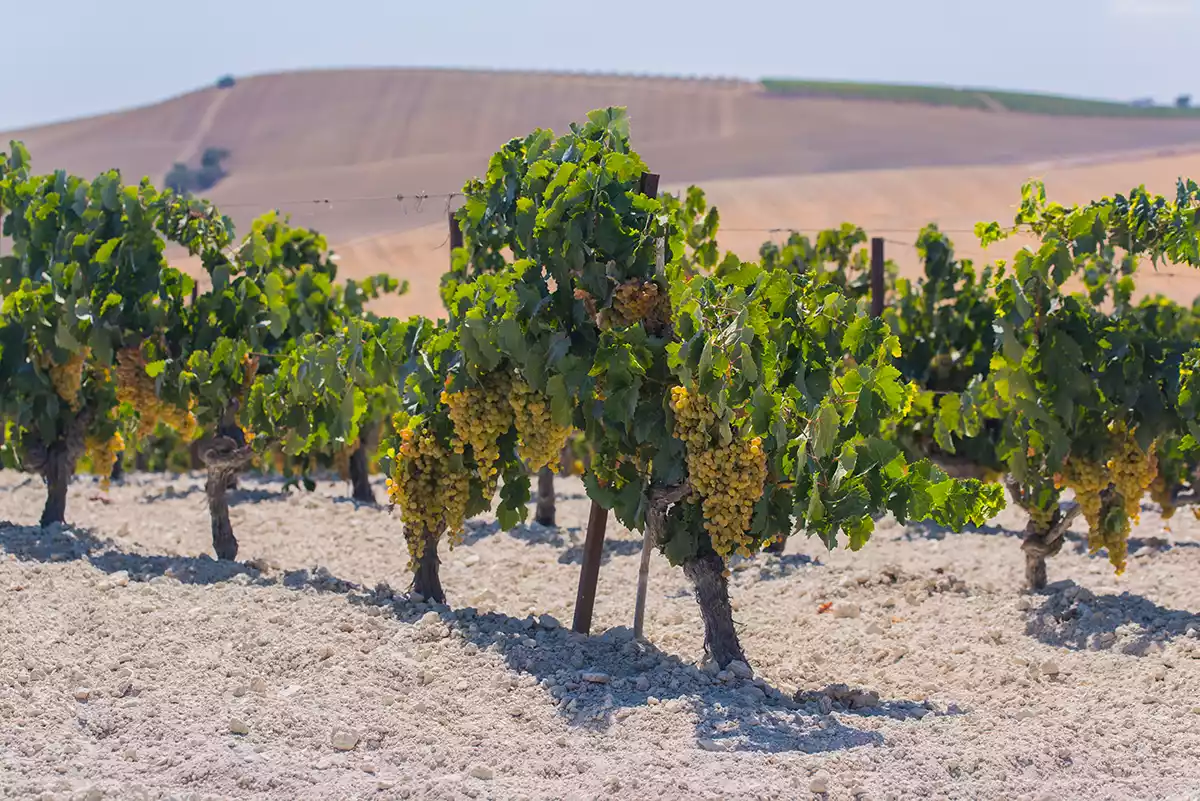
[1012,479,1081,591]
[26,410,91,528]
[200,426,253,561]
[348,423,378,504]
[683,550,746,667]
[535,467,556,526]
[411,526,445,604]
[39,441,74,527]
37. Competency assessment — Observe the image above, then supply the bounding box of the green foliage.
[425,107,1004,566]
[0,141,191,468]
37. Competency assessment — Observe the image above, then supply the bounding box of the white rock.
[112,571,130,587]
[581,671,610,684]
[229,718,250,735]
[318,645,334,661]
[468,764,494,780]
[250,677,268,694]
[809,773,830,794]
[73,688,90,702]
[1040,660,1060,676]
[727,660,753,679]
[866,622,886,636]
[697,738,725,752]
[833,603,861,619]
[331,729,360,751]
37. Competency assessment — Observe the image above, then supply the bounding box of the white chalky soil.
[1,470,1199,800]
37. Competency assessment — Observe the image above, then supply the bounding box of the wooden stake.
[572,500,609,634]
[870,237,885,318]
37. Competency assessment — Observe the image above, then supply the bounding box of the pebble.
[635,676,650,692]
[810,773,830,794]
[866,622,886,636]
[468,764,494,780]
[538,614,560,630]
[833,603,861,619]
[1041,660,1061,677]
[697,738,725,752]
[727,660,753,679]
[73,688,90,702]
[318,645,334,661]
[250,677,268,694]
[112,571,130,587]
[229,718,249,735]
[581,671,610,684]
[331,729,360,751]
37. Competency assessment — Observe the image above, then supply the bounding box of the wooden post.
[870,237,885,318]
[448,209,463,265]
[570,171,660,636]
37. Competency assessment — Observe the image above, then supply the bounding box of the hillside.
[9,68,1200,315]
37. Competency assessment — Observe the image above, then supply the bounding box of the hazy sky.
[2,0,1197,130]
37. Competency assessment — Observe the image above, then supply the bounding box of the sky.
[2,0,1198,130]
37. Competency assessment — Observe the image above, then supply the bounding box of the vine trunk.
[535,467,556,526]
[412,526,445,604]
[682,550,746,667]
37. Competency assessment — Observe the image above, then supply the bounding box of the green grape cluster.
[670,386,767,558]
[1059,424,1157,574]
[385,426,470,565]
[115,347,196,439]
[599,280,672,333]
[48,350,87,412]
[509,379,571,471]
[83,432,125,491]
[443,371,512,495]
[1150,475,1175,520]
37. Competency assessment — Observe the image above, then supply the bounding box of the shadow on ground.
[1025,580,1200,655]
[0,519,942,755]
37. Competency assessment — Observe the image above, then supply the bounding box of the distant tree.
[164,148,230,195]
[1177,94,1192,109]
[216,75,236,90]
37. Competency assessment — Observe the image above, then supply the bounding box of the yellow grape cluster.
[49,350,88,412]
[509,379,571,471]
[84,432,125,491]
[598,280,672,333]
[1059,426,1157,574]
[115,347,197,439]
[385,427,470,564]
[443,372,512,495]
[670,386,767,558]
[334,446,352,481]
[1150,475,1175,520]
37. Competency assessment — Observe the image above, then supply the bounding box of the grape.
[598,280,672,333]
[115,347,197,439]
[1150,475,1175,520]
[385,425,470,566]
[443,372,512,495]
[508,379,571,471]
[83,431,124,491]
[49,350,88,412]
[1060,423,1157,574]
[670,386,767,558]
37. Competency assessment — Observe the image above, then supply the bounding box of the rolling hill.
[8,67,1200,316]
